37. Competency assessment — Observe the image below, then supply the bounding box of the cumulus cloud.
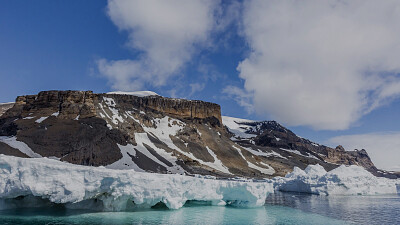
[329,132,400,171]
[98,0,220,91]
[238,0,400,130]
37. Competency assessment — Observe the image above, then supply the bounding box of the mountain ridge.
[0,90,398,179]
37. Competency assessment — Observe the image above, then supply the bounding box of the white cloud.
[222,85,254,113]
[98,0,220,91]
[238,0,400,130]
[189,83,205,96]
[329,132,400,171]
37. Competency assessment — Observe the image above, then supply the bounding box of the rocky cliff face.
[0,91,250,177]
[0,103,14,117]
[222,116,398,178]
[0,90,395,179]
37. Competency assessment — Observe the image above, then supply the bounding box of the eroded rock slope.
[0,90,395,178]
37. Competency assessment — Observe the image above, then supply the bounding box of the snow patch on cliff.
[106,144,145,172]
[233,145,275,175]
[280,148,319,160]
[205,147,232,175]
[142,117,230,174]
[35,116,48,123]
[243,147,287,160]
[0,136,41,158]
[222,116,257,139]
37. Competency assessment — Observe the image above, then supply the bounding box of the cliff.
[0,90,395,179]
[4,90,222,124]
[0,103,14,117]
[222,116,397,178]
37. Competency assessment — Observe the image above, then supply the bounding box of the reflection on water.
[0,203,344,225]
[266,192,400,225]
[0,194,398,225]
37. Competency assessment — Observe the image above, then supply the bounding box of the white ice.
[0,155,273,211]
[274,164,399,195]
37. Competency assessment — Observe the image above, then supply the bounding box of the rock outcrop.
[105,93,222,125]
[0,90,395,179]
[223,116,398,178]
[0,91,247,177]
[4,91,222,124]
[0,103,14,117]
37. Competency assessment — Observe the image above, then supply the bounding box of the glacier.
[0,155,398,212]
[0,155,273,211]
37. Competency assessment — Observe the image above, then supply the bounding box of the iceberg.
[0,155,398,212]
[0,155,273,211]
[274,164,399,195]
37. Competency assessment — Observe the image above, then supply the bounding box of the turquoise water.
[0,193,398,225]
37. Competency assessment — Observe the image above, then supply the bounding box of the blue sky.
[1,0,400,170]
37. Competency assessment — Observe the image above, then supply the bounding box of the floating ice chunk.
[275,164,399,195]
[0,155,273,211]
[304,164,327,177]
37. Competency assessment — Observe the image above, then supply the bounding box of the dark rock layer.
[0,90,396,179]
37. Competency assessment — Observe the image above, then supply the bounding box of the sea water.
[0,193,398,225]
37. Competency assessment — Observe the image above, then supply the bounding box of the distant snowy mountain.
[222,115,399,178]
[0,90,398,179]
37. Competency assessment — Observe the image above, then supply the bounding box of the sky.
[1,0,400,171]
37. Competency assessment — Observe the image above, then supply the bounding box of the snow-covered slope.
[106,91,159,97]
[0,91,279,178]
[0,136,41,158]
[222,116,257,139]
[222,115,395,178]
[0,155,273,211]
[1,90,395,180]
